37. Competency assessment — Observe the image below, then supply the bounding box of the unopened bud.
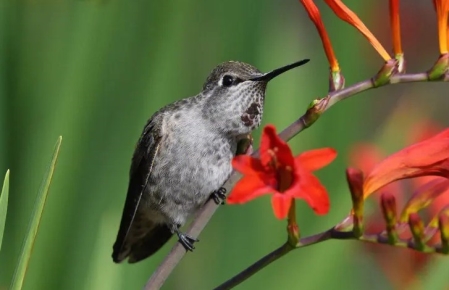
[380,193,398,244]
[408,213,425,250]
[346,168,364,238]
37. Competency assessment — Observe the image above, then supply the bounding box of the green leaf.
[0,169,10,252]
[10,137,62,290]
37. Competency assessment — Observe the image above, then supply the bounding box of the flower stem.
[287,199,300,246]
[214,220,449,290]
[213,243,293,290]
[215,229,336,290]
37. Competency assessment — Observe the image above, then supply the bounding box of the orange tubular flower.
[299,0,339,72]
[433,0,449,54]
[324,0,392,61]
[299,0,344,90]
[390,0,402,56]
[227,125,337,219]
[363,128,449,199]
[389,0,406,73]
[349,121,449,290]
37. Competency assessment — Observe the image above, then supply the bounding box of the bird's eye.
[222,75,234,87]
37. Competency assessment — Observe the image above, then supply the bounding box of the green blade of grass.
[0,169,10,252]
[10,136,62,290]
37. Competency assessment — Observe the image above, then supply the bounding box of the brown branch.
[213,243,293,290]
[214,221,449,290]
[144,72,449,290]
[214,228,350,289]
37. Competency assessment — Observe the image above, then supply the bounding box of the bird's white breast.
[147,109,235,225]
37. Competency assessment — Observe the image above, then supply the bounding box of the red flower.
[350,119,449,289]
[363,127,449,198]
[227,124,337,219]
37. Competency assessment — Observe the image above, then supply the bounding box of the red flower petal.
[296,148,337,171]
[289,167,330,214]
[227,175,273,204]
[271,193,292,219]
[349,143,403,202]
[301,176,330,215]
[364,135,449,198]
[429,127,449,141]
[232,155,266,175]
[260,125,294,167]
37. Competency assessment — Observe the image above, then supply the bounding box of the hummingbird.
[112,59,310,263]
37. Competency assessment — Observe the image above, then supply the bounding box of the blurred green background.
[1,1,448,289]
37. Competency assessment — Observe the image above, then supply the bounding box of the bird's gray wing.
[112,117,162,263]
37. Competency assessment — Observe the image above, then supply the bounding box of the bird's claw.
[211,187,227,205]
[177,232,199,251]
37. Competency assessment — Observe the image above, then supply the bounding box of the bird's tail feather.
[128,224,173,263]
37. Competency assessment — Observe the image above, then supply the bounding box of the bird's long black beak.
[249,59,310,82]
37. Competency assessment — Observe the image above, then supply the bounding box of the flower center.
[277,166,293,192]
[267,148,294,192]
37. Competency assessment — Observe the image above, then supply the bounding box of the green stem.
[287,199,300,246]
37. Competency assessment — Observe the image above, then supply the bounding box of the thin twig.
[213,230,335,290]
[213,243,293,290]
[215,221,449,290]
[214,228,347,289]
[144,72,448,290]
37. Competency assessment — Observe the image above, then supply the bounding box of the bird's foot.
[211,187,227,205]
[175,230,199,251]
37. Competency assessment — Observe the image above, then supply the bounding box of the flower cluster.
[299,0,449,88]
[227,122,449,254]
[349,119,449,288]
